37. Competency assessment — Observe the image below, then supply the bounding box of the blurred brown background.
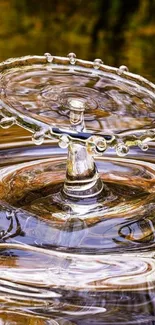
[0,0,155,80]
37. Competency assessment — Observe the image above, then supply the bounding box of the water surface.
[0,58,155,325]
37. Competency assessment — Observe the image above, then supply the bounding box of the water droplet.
[0,117,15,129]
[86,136,107,155]
[32,131,44,145]
[95,138,107,153]
[59,135,69,149]
[138,141,149,152]
[93,58,103,69]
[67,53,76,65]
[116,143,129,157]
[68,98,85,111]
[44,52,53,63]
[117,65,129,75]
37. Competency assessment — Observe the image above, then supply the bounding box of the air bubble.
[67,53,76,65]
[0,117,15,129]
[116,143,129,157]
[59,135,69,149]
[32,131,45,145]
[93,58,103,69]
[44,53,53,63]
[117,65,129,76]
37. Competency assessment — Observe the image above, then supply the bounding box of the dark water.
[0,0,155,82]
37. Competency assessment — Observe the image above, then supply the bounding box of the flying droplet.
[67,53,76,65]
[0,116,15,129]
[93,58,103,69]
[116,143,129,157]
[32,131,44,145]
[117,65,129,76]
[59,135,69,149]
[44,52,53,63]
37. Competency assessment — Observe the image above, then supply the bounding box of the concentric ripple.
[1,65,155,134]
[0,55,155,324]
[0,146,154,323]
[0,154,155,252]
[0,55,155,155]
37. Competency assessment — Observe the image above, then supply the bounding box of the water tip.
[117,65,129,75]
[93,58,103,69]
[67,52,76,65]
[44,52,53,63]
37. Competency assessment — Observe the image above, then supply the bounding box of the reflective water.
[0,141,155,324]
[0,57,155,324]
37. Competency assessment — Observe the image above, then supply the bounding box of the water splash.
[0,54,154,324]
[0,54,155,157]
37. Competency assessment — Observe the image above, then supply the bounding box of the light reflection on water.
[0,138,154,324]
[0,61,155,324]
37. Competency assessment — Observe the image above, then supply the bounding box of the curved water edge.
[0,54,155,156]
[0,54,155,323]
[0,150,154,323]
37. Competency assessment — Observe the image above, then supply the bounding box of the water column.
[62,98,104,199]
